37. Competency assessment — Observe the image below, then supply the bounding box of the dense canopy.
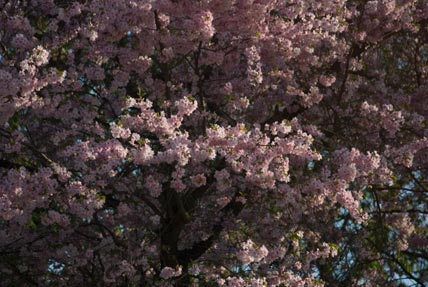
[1,0,428,286]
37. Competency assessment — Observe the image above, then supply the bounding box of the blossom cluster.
[1,0,428,286]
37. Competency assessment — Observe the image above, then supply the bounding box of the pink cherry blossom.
[0,1,427,286]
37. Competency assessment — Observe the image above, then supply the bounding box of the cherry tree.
[1,0,428,286]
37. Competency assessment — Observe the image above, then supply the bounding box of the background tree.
[1,0,428,286]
